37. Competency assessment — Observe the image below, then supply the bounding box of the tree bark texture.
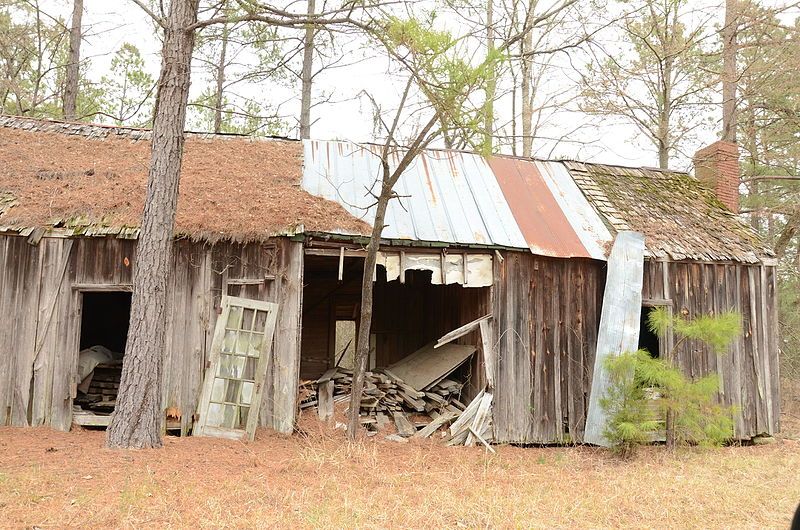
[346,114,439,440]
[657,54,673,170]
[107,0,199,449]
[482,0,495,152]
[346,190,390,440]
[299,0,316,139]
[62,0,83,120]
[213,21,229,134]
[722,0,739,143]
[520,7,533,157]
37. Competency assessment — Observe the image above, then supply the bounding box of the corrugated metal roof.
[301,140,529,249]
[487,157,611,260]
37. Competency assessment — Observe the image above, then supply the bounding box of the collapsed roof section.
[0,115,772,263]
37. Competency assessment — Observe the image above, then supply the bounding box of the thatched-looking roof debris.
[0,115,369,242]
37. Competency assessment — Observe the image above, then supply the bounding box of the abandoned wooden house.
[0,115,780,442]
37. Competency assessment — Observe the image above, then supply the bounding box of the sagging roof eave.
[0,224,771,265]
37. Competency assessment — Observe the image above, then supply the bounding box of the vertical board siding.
[0,236,42,426]
[493,254,779,444]
[0,234,303,434]
[641,260,780,438]
[492,252,605,443]
[3,232,780,441]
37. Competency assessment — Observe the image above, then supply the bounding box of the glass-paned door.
[195,296,278,440]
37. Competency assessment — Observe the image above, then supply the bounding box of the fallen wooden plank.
[448,389,485,437]
[468,426,496,453]
[318,380,334,422]
[72,412,111,427]
[435,314,492,348]
[392,411,416,437]
[479,319,496,390]
[414,411,459,438]
[584,232,646,447]
[465,393,493,446]
[387,342,476,391]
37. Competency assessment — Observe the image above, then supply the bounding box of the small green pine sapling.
[601,308,742,455]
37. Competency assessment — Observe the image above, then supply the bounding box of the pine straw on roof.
[0,122,369,242]
[565,161,773,263]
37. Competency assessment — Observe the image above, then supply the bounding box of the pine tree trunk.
[62,0,83,120]
[299,0,316,139]
[722,0,738,143]
[107,0,199,450]
[213,22,229,134]
[658,55,673,170]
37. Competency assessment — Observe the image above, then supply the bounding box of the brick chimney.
[693,140,740,213]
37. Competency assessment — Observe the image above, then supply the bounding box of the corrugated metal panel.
[535,161,613,260]
[301,140,528,249]
[488,156,611,260]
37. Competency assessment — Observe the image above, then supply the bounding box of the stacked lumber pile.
[301,367,466,417]
[74,363,123,413]
[301,367,495,446]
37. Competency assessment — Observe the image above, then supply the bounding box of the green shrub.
[601,309,741,455]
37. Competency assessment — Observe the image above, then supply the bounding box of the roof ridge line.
[0,114,297,143]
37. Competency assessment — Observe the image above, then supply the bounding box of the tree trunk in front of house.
[657,55,673,170]
[347,182,391,440]
[299,0,316,139]
[107,0,199,450]
[62,0,83,120]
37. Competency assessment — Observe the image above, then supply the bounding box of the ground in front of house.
[1,415,799,529]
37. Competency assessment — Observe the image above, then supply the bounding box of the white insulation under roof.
[301,140,529,249]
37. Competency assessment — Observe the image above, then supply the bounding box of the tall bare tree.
[299,0,315,138]
[579,0,715,169]
[109,0,371,447]
[346,17,503,439]
[62,0,83,120]
[721,0,739,142]
[0,1,69,117]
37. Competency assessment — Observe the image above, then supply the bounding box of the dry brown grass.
[1,420,799,529]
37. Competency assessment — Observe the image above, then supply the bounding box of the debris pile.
[301,366,494,446]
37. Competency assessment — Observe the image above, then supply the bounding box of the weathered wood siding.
[0,234,303,434]
[641,260,780,439]
[491,251,780,444]
[492,251,604,444]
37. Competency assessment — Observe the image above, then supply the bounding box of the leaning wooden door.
[195,295,278,440]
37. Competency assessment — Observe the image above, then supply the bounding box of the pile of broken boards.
[72,345,124,426]
[302,370,494,450]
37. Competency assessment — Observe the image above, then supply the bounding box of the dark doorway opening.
[79,291,132,352]
[638,305,661,358]
[74,291,132,427]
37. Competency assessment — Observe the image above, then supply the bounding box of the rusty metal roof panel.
[301,140,528,249]
[487,156,611,260]
[534,161,613,260]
